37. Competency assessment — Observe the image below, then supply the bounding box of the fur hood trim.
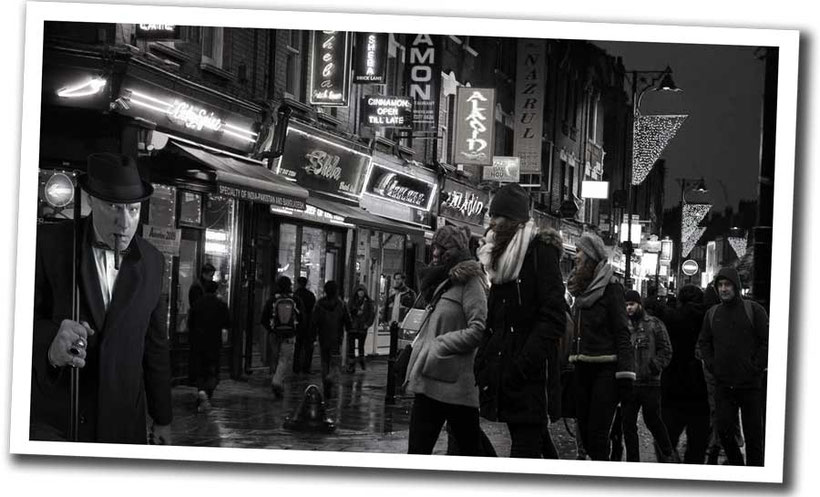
[536,227,564,257]
[448,260,488,289]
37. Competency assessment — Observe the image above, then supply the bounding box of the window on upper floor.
[201,27,229,70]
[587,93,605,145]
[285,30,304,102]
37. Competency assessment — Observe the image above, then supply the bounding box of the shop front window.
[148,184,177,338]
[203,194,235,302]
[277,223,297,283]
[301,226,328,295]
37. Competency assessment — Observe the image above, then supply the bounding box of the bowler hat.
[78,153,153,203]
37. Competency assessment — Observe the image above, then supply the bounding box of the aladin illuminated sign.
[453,87,496,166]
[120,89,258,143]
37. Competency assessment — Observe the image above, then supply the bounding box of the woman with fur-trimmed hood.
[404,225,488,456]
[475,183,567,458]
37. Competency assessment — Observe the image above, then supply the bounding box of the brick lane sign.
[353,32,388,84]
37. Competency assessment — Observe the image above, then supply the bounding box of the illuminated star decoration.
[728,235,748,259]
[682,227,706,258]
[632,114,688,185]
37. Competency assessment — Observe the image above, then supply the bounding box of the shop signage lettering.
[167,101,224,131]
[360,96,413,129]
[310,31,351,106]
[365,164,434,210]
[440,179,489,227]
[118,84,259,153]
[277,124,371,201]
[353,33,388,83]
[514,39,546,174]
[142,225,181,256]
[405,34,442,159]
[454,87,496,165]
[483,156,521,183]
[135,24,179,40]
[304,150,343,181]
[217,184,306,210]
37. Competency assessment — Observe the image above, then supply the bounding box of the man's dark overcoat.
[31,218,172,443]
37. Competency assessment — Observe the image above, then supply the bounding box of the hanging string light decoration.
[632,114,688,185]
[682,227,707,258]
[681,203,712,243]
[728,235,748,259]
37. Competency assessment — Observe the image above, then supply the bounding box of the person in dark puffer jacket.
[311,281,351,399]
[658,285,711,464]
[566,233,635,461]
[475,183,566,459]
[697,267,768,466]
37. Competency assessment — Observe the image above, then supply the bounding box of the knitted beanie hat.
[624,289,642,305]
[489,183,530,223]
[575,233,608,262]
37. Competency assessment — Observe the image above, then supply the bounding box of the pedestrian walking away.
[346,284,375,373]
[658,284,711,464]
[565,232,635,461]
[620,289,678,463]
[475,183,567,459]
[30,152,172,444]
[293,276,317,374]
[311,281,350,399]
[188,280,231,411]
[262,276,303,398]
[697,267,769,466]
[405,225,488,456]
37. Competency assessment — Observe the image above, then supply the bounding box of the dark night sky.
[592,41,767,212]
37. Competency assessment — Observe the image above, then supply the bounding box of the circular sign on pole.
[44,172,75,208]
[681,259,699,276]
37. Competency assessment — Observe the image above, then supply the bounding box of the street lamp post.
[623,67,681,289]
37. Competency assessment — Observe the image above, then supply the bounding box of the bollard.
[384,322,399,405]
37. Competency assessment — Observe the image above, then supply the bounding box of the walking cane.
[67,181,83,441]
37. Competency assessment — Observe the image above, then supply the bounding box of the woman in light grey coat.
[404,225,488,456]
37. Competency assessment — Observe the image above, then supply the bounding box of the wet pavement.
[170,356,678,460]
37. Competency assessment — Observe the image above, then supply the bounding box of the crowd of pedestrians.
[246,182,770,465]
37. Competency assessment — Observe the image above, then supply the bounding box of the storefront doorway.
[240,205,347,374]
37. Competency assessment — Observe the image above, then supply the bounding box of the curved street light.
[623,66,684,289]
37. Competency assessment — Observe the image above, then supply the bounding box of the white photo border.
[10,1,800,484]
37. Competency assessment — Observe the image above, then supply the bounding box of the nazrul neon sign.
[121,89,258,143]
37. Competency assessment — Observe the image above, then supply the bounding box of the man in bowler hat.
[30,153,173,444]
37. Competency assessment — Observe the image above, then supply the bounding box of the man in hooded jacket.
[697,267,768,466]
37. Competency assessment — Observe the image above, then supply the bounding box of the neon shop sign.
[122,89,257,143]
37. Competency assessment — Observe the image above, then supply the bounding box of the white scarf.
[478,219,538,284]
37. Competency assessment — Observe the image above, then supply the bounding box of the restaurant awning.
[165,140,308,210]
[306,196,425,237]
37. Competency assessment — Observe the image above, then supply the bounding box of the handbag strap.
[413,278,453,336]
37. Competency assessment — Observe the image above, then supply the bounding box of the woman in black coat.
[475,184,567,458]
[566,233,635,461]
